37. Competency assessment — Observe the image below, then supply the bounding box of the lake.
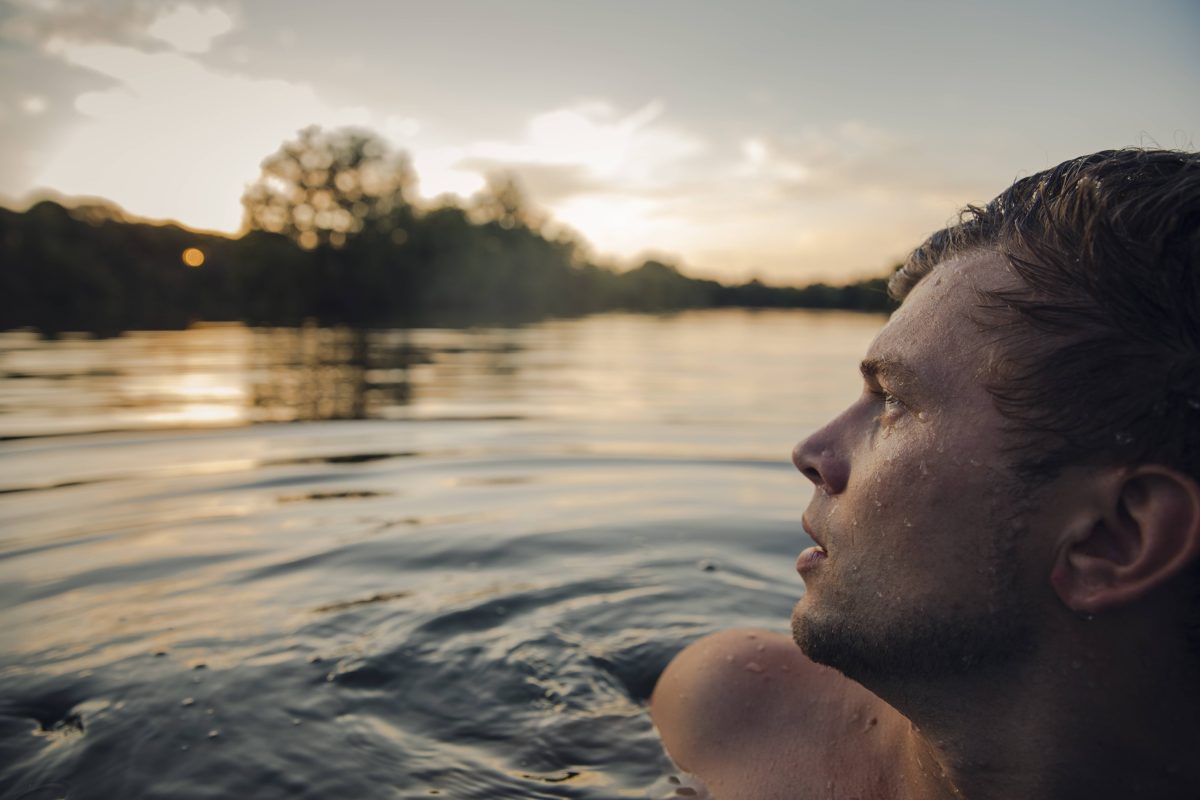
[0,309,882,799]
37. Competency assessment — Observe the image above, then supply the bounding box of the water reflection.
[250,326,415,423]
[0,310,883,440]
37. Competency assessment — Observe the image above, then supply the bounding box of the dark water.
[0,310,880,799]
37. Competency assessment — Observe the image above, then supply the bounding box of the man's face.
[790,251,1045,684]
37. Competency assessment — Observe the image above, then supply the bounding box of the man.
[651,149,1200,800]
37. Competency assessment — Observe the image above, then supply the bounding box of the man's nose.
[792,428,848,494]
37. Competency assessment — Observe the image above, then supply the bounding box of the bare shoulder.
[651,628,898,800]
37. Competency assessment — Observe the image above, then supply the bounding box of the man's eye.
[871,389,904,418]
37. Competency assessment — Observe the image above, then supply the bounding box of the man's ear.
[1050,466,1200,614]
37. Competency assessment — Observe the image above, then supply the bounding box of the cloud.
[33,41,375,231]
[437,102,705,199]
[1,0,238,53]
[145,4,233,53]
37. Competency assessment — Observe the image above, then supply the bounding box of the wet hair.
[890,148,1200,650]
[892,149,1200,481]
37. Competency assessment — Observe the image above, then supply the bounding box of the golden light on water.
[182,247,205,267]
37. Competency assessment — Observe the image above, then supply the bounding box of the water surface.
[0,310,881,799]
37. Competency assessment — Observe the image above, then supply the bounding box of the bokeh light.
[182,247,206,267]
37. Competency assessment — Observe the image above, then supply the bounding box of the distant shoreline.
[1,198,896,339]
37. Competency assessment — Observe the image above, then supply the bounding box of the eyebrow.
[859,356,922,388]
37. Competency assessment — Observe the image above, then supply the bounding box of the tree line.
[0,126,896,337]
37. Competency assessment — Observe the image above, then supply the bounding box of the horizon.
[1,0,1197,284]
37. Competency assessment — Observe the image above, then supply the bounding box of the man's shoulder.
[651,628,848,767]
[651,628,898,799]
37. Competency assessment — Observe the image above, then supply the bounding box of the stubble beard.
[790,588,1032,687]
[790,502,1035,688]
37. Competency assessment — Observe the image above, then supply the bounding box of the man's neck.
[871,634,1200,800]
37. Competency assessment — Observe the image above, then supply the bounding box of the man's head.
[791,149,1200,686]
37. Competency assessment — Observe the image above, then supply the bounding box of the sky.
[1,0,1197,285]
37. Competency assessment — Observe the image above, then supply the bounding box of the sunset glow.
[1,1,1197,283]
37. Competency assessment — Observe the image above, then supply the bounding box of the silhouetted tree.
[470,173,543,231]
[241,126,415,250]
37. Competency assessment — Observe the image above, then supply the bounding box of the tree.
[241,126,415,250]
[469,172,543,231]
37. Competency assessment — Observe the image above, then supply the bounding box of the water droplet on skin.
[756,643,765,652]
[745,661,764,673]
[916,411,928,422]
[181,697,194,707]
[207,730,220,739]
[919,460,928,476]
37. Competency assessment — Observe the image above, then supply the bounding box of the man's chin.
[792,594,1034,687]
[789,597,839,665]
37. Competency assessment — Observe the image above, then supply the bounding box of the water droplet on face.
[916,411,928,422]
[745,661,764,673]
